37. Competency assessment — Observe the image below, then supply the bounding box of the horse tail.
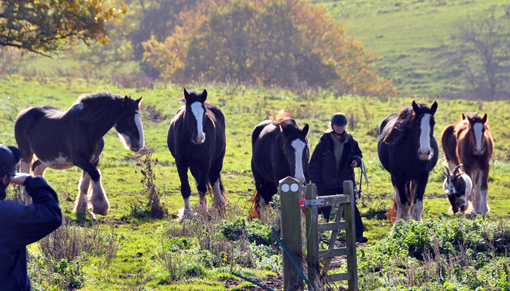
[386,200,397,223]
[249,189,260,221]
[386,181,414,223]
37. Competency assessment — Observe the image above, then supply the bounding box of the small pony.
[443,165,474,216]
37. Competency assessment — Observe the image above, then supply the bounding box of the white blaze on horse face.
[291,139,306,185]
[191,102,205,144]
[473,123,484,154]
[134,112,145,149]
[119,112,144,151]
[418,114,433,160]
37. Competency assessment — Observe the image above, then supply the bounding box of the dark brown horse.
[167,89,227,220]
[15,92,144,217]
[250,110,309,219]
[378,101,439,222]
[441,113,494,217]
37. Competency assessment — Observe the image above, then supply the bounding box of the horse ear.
[200,89,208,103]
[481,113,488,124]
[430,101,438,115]
[183,88,189,101]
[136,97,143,105]
[301,124,309,137]
[461,113,466,120]
[412,100,419,113]
[444,166,450,177]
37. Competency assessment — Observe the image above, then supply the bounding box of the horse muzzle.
[418,149,433,161]
[192,133,206,144]
[474,148,485,155]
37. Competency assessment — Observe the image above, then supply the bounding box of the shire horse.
[443,164,474,215]
[15,92,144,216]
[250,110,310,219]
[378,101,439,222]
[167,89,227,220]
[441,113,493,217]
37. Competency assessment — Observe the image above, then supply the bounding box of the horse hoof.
[92,205,109,216]
[178,209,196,221]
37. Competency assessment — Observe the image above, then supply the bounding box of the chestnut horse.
[441,113,494,217]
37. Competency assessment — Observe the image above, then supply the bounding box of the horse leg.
[208,158,226,207]
[176,160,193,220]
[74,158,109,216]
[191,165,209,216]
[73,170,91,215]
[478,167,490,217]
[24,160,47,205]
[19,153,34,204]
[393,177,411,221]
[411,176,428,221]
[467,169,480,215]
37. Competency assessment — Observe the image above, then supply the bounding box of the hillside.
[313,0,510,98]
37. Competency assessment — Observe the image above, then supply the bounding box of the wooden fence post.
[279,176,304,290]
[343,180,359,290]
[305,184,319,290]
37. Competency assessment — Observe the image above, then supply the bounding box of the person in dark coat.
[0,144,62,290]
[309,113,368,243]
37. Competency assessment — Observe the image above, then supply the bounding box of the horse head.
[279,120,310,185]
[116,96,144,152]
[443,164,468,213]
[412,100,438,161]
[184,88,208,144]
[464,113,488,155]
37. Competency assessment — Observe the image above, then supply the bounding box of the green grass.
[2,75,510,289]
[312,0,510,97]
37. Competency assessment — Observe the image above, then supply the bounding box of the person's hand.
[351,160,358,168]
[10,173,32,185]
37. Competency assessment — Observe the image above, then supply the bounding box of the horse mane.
[383,105,416,144]
[273,109,293,122]
[463,112,482,123]
[68,91,125,123]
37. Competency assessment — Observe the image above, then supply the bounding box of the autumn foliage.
[143,0,396,96]
[0,0,124,54]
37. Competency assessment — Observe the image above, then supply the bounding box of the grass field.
[313,0,510,97]
[1,75,510,289]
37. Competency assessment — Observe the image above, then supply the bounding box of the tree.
[0,0,124,55]
[143,0,396,96]
[446,9,510,100]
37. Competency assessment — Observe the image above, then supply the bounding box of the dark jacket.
[0,176,62,291]
[309,132,362,194]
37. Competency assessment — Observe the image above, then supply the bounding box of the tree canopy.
[0,0,124,55]
[143,0,396,96]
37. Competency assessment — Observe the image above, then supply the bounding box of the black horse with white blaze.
[15,92,144,216]
[167,89,227,220]
[250,110,309,219]
[377,101,439,222]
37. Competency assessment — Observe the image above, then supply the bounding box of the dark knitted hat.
[0,144,21,176]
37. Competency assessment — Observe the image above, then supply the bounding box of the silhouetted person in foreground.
[0,144,62,290]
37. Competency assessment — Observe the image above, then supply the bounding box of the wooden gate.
[279,178,358,291]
